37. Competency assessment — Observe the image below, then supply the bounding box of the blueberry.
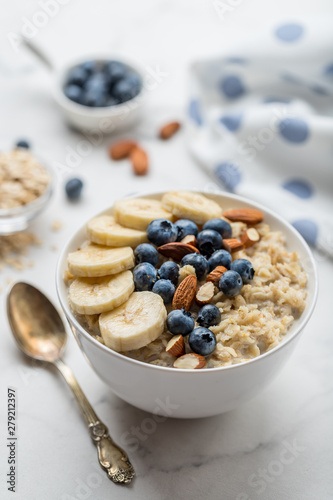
[124,74,141,93]
[64,84,83,104]
[152,279,175,304]
[203,218,232,239]
[189,327,217,356]
[133,263,157,291]
[196,229,223,257]
[112,78,139,103]
[174,219,198,240]
[166,308,195,336]
[105,61,127,83]
[180,253,209,280]
[219,270,243,297]
[230,259,255,284]
[84,73,108,92]
[65,178,83,200]
[105,97,120,107]
[197,304,221,328]
[82,89,106,107]
[147,219,178,247]
[15,139,30,149]
[208,249,232,271]
[157,261,179,285]
[67,66,88,87]
[134,244,159,267]
[80,60,96,75]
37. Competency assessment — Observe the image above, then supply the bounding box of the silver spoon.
[7,281,135,485]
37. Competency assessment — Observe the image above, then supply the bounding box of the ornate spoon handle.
[54,358,135,484]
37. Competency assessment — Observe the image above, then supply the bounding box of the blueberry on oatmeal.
[152,279,175,304]
[203,218,232,239]
[133,262,157,291]
[208,249,232,271]
[174,219,199,240]
[147,219,178,247]
[167,308,195,336]
[197,304,221,328]
[180,253,209,280]
[230,259,255,284]
[219,270,243,297]
[134,244,159,267]
[196,229,223,256]
[157,261,179,285]
[189,327,217,356]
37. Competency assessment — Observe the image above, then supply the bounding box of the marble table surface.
[1,1,332,499]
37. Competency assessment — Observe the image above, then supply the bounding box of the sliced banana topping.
[162,191,222,224]
[114,197,174,230]
[67,244,135,277]
[69,271,134,315]
[99,291,167,352]
[87,215,148,247]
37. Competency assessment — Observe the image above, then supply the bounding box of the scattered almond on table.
[159,121,181,140]
[130,147,149,176]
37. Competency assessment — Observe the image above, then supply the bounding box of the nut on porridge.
[64,191,307,369]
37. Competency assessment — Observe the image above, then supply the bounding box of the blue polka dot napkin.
[187,20,333,258]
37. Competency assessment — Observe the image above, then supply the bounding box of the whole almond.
[196,281,215,306]
[172,274,197,310]
[206,266,227,285]
[180,234,197,247]
[223,239,244,253]
[222,208,264,225]
[241,228,260,248]
[130,146,149,176]
[159,121,181,140]
[166,335,185,357]
[109,140,137,160]
[173,353,206,369]
[158,242,199,261]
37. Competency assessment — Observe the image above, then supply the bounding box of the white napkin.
[187,19,333,258]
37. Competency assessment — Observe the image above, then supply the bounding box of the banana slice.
[87,215,148,247]
[69,271,135,315]
[99,291,167,352]
[162,191,222,224]
[114,198,174,230]
[67,244,135,277]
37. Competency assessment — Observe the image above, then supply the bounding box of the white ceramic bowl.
[56,191,318,418]
[53,55,145,133]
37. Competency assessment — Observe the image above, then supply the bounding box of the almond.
[109,140,137,160]
[241,228,260,248]
[195,281,215,306]
[172,274,197,310]
[223,239,244,253]
[206,266,227,285]
[159,121,181,140]
[158,242,199,261]
[180,234,197,247]
[130,147,149,176]
[222,208,264,225]
[173,353,206,369]
[166,335,185,357]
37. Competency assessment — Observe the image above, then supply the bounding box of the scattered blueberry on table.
[63,60,142,107]
[197,304,221,328]
[230,259,255,284]
[219,270,243,297]
[134,243,159,267]
[133,263,157,291]
[65,178,83,200]
[15,139,30,149]
[152,279,175,304]
[189,327,217,356]
[167,309,195,336]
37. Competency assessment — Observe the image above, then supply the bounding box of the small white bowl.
[53,56,145,133]
[56,191,318,418]
[0,153,54,235]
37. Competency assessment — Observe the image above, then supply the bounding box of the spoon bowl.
[7,282,66,362]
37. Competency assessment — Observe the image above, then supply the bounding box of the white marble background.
[1,1,332,499]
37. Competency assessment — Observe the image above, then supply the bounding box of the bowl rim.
[56,189,318,375]
[0,148,54,217]
[53,54,146,118]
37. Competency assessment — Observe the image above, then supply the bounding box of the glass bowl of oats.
[0,147,53,234]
